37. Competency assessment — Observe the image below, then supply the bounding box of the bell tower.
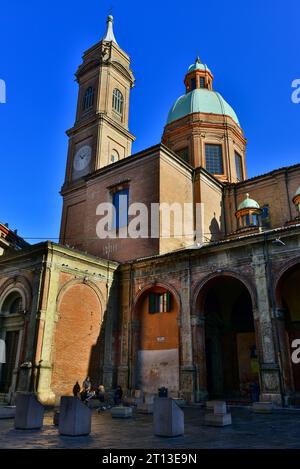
[62,15,135,188]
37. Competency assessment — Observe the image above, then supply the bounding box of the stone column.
[17,267,43,394]
[274,307,294,395]
[191,315,208,401]
[35,263,59,405]
[116,268,131,391]
[179,271,195,402]
[102,277,117,390]
[252,254,282,405]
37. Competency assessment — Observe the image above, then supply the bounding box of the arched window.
[112,89,124,115]
[82,87,94,111]
[111,149,119,163]
[235,151,243,181]
[1,291,23,314]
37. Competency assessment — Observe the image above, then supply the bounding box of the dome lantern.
[292,186,300,214]
[184,56,214,93]
[235,194,262,231]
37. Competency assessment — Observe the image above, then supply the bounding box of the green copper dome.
[166,89,240,125]
[187,62,211,73]
[238,194,260,211]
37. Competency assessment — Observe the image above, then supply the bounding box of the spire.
[195,55,201,64]
[102,15,118,45]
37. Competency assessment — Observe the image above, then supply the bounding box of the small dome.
[187,62,211,73]
[238,194,260,211]
[166,89,240,125]
[187,56,212,74]
[294,185,300,197]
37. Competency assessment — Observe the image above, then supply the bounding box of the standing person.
[82,376,91,392]
[114,385,123,405]
[72,381,81,397]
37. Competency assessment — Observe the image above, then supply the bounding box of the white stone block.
[206,400,226,412]
[14,392,44,430]
[153,397,184,437]
[205,412,232,426]
[252,401,274,413]
[213,401,227,415]
[111,406,133,418]
[0,406,16,419]
[59,396,91,436]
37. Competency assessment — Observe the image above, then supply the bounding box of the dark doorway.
[204,277,257,400]
[0,331,19,393]
[279,265,300,393]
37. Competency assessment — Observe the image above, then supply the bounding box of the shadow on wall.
[209,213,221,242]
[87,274,119,390]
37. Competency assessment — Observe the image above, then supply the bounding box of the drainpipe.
[263,232,284,406]
[222,189,228,236]
[285,169,292,220]
[128,264,134,391]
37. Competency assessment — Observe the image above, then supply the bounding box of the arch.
[274,258,300,394]
[110,149,119,164]
[0,277,29,397]
[56,278,105,315]
[131,281,181,396]
[112,88,124,115]
[133,281,181,312]
[52,278,105,397]
[0,276,32,312]
[274,257,300,308]
[82,86,94,111]
[192,271,259,400]
[192,270,257,315]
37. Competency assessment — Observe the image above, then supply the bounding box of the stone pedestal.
[206,400,227,412]
[153,397,184,437]
[111,406,133,418]
[252,401,274,413]
[205,412,232,426]
[205,400,232,427]
[59,396,91,436]
[14,392,44,430]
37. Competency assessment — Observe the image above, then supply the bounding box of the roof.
[237,194,260,210]
[187,62,211,74]
[166,89,240,125]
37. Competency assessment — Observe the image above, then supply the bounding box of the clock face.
[73,145,92,172]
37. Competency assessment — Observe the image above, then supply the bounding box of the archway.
[52,281,104,397]
[276,263,300,394]
[0,291,25,394]
[132,284,180,396]
[195,275,258,400]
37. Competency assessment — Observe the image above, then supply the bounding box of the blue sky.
[1,0,299,242]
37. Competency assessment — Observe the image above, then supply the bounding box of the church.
[1,16,300,407]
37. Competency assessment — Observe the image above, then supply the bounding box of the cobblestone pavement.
[1,406,300,449]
